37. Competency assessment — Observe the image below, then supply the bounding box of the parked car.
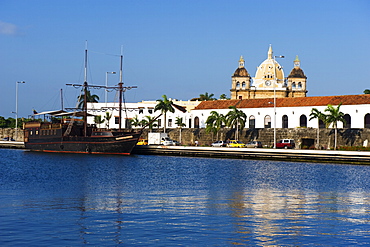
[136,139,148,145]
[161,137,175,146]
[227,140,246,148]
[172,140,181,146]
[246,141,262,148]
[276,139,295,149]
[2,137,15,141]
[211,141,227,147]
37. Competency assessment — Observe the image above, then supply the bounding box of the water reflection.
[1,150,370,245]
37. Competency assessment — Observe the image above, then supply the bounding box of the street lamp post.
[105,71,116,105]
[273,55,284,149]
[15,81,26,141]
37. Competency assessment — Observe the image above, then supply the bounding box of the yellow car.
[137,139,148,145]
[227,140,246,148]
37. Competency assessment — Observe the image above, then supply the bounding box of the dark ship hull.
[24,122,142,155]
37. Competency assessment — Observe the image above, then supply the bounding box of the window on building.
[298,82,302,88]
[139,109,143,114]
[148,109,153,114]
[158,119,162,127]
[238,96,243,99]
[300,115,307,127]
[344,114,351,128]
[115,117,119,124]
[242,82,246,89]
[282,115,288,128]
[236,82,240,90]
[188,119,192,128]
[365,114,370,128]
[264,115,271,128]
[168,119,172,127]
[249,116,255,129]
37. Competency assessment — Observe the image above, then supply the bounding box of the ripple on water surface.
[0,149,370,245]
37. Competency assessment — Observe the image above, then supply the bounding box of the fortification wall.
[143,128,370,149]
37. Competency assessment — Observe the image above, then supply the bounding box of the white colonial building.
[190,95,370,129]
[86,100,199,129]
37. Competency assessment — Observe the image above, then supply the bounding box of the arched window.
[249,115,255,129]
[264,115,271,128]
[194,116,200,128]
[292,82,296,88]
[300,115,307,127]
[365,114,370,128]
[298,82,302,88]
[344,114,351,128]
[282,115,288,128]
[242,82,246,89]
[236,82,240,90]
[188,118,192,128]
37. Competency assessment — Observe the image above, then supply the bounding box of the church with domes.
[230,45,307,99]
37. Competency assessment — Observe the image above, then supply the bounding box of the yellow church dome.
[254,45,284,81]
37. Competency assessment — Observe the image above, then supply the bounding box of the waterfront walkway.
[0,141,25,149]
[1,141,369,164]
[133,145,370,164]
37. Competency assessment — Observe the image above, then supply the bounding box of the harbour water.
[1,149,370,246]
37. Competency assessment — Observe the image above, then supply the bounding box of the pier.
[1,142,369,164]
[0,141,25,149]
[133,145,370,165]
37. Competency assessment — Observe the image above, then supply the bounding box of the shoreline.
[133,145,370,165]
[1,141,369,164]
[0,141,25,149]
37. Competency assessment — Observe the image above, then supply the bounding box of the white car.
[161,137,175,146]
[211,141,227,147]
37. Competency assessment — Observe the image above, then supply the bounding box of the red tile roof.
[194,94,370,110]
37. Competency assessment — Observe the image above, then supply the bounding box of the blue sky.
[1,0,369,118]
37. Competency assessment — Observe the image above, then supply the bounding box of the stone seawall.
[142,128,370,149]
[0,128,24,142]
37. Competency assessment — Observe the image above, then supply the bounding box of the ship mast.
[66,44,136,134]
[83,42,88,137]
[118,47,123,131]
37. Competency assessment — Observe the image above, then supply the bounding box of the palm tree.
[94,115,105,128]
[154,95,175,133]
[141,115,158,132]
[175,117,186,144]
[130,115,141,128]
[78,90,99,109]
[104,112,112,129]
[324,103,346,150]
[219,94,230,100]
[199,92,216,101]
[225,106,247,140]
[205,111,225,141]
[309,108,327,149]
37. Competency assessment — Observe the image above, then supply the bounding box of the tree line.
[205,104,346,150]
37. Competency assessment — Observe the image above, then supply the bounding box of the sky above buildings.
[0,0,369,118]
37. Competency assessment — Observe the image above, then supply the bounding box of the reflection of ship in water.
[24,45,141,155]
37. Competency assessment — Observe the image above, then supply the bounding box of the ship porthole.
[60,145,64,150]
